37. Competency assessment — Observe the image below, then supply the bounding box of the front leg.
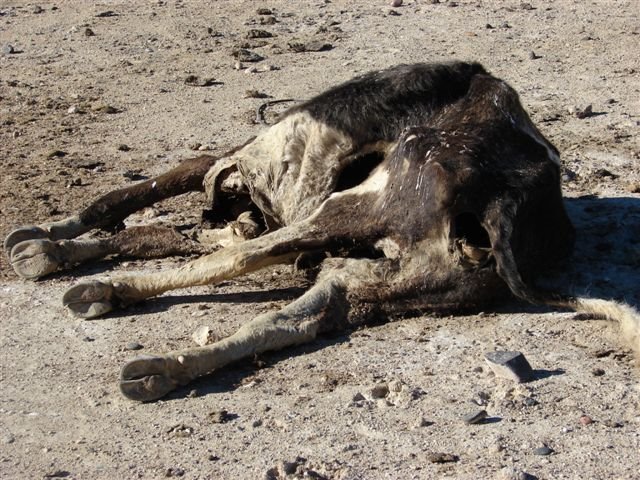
[119,258,385,401]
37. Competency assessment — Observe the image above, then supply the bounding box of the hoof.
[120,355,182,402]
[10,239,62,280]
[63,280,114,319]
[4,226,50,253]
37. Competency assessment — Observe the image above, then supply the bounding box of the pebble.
[390,0,403,6]
[2,434,15,444]
[575,104,594,119]
[462,409,488,425]
[352,392,365,402]
[33,5,44,14]
[498,467,537,480]
[209,409,233,424]
[2,44,15,55]
[369,383,389,399]
[117,144,130,152]
[167,424,193,438]
[165,467,185,477]
[67,106,79,114]
[427,452,459,463]
[485,351,534,383]
[125,342,143,351]
[528,51,540,60]
[233,49,264,62]
[579,415,594,425]
[532,446,553,456]
[84,28,95,37]
[256,8,273,15]
[603,419,623,428]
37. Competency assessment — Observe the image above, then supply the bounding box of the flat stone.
[462,409,488,424]
[485,351,534,383]
[532,446,553,456]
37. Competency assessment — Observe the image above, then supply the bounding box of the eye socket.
[453,212,491,248]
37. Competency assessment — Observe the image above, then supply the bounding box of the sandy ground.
[1,1,639,479]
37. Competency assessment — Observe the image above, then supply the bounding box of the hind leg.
[119,257,385,401]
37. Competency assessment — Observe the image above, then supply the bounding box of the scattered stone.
[2,44,15,55]
[92,104,120,114]
[125,342,143,351]
[184,75,221,87]
[388,379,403,392]
[603,419,623,428]
[256,8,273,15]
[165,467,185,477]
[486,24,494,29]
[233,49,264,62]
[485,351,534,383]
[117,144,130,152]
[167,424,193,438]
[387,9,401,16]
[247,29,273,39]
[520,2,535,10]
[260,16,277,26]
[2,434,15,444]
[209,409,235,423]
[575,104,594,119]
[192,326,218,346]
[427,452,459,463]
[462,409,488,424]
[244,89,269,99]
[288,40,333,53]
[252,419,263,428]
[390,0,403,6]
[579,415,594,425]
[369,383,389,399]
[33,5,44,14]
[592,168,617,179]
[522,397,538,407]
[415,417,434,428]
[352,392,366,402]
[67,106,79,114]
[591,367,605,376]
[187,140,202,151]
[123,170,148,181]
[95,11,118,17]
[532,446,553,456]
[47,150,67,158]
[187,389,198,398]
[499,467,538,480]
[84,28,95,37]
[528,51,540,60]
[43,471,71,478]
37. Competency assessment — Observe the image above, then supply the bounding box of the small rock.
[415,417,434,428]
[390,0,403,6]
[499,467,538,480]
[233,49,264,62]
[117,144,130,152]
[352,392,366,402]
[427,452,459,463]
[209,409,234,424]
[388,379,403,392]
[84,28,95,37]
[256,8,273,15]
[528,51,540,60]
[167,424,193,438]
[187,141,202,151]
[252,419,263,428]
[592,168,617,179]
[532,446,553,456]
[92,104,120,114]
[603,419,623,428]
[462,409,488,425]
[575,104,594,119]
[2,434,15,444]
[591,367,605,376]
[485,351,534,383]
[247,29,273,39]
[244,89,269,99]
[520,2,534,10]
[369,383,389,399]
[387,9,401,16]
[95,11,118,17]
[125,342,143,351]
[67,106,79,114]
[165,467,185,477]
[2,44,15,55]
[288,40,333,53]
[43,471,71,478]
[579,415,594,425]
[260,16,277,26]
[47,150,67,158]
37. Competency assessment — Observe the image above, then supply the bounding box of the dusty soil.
[1,1,639,479]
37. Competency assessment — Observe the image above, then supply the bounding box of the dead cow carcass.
[5,62,639,401]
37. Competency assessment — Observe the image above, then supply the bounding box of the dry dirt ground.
[1,1,639,479]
